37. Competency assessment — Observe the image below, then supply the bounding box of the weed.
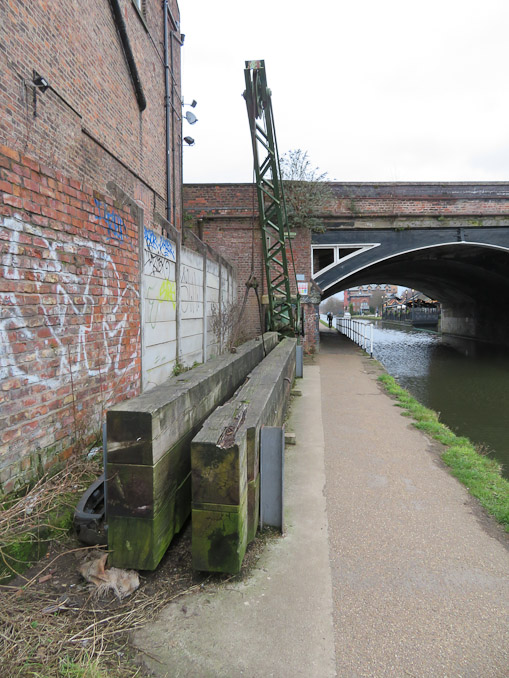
[378,373,509,531]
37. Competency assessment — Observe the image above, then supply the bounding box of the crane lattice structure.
[243,60,300,336]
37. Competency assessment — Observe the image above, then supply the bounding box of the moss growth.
[0,458,100,583]
[378,373,509,531]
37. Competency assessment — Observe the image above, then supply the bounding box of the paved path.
[134,329,509,677]
[320,329,509,677]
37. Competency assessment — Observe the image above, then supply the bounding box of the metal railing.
[336,317,374,357]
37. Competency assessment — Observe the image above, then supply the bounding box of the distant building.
[344,284,398,314]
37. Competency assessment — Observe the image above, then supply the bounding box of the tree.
[320,297,344,315]
[280,149,334,232]
[368,289,385,314]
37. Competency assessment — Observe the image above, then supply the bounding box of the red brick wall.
[0,0,183,492]
[184,183,315,350]
[325,183,509,218]
[0,0,182,230]
[0,147,142,492]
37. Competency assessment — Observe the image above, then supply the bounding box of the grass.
[0,459,101,584]
[377,373,509,531]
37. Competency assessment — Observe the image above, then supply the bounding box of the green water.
[372,322,509,479]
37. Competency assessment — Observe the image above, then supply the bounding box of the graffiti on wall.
[143,227,176,277]
[0,215,140,391]
[143,227,177,330]
[146,280,176,329]
[94,199,127,242]
[180,265,201,314]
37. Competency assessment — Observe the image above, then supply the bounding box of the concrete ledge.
[191,338,297,573]
[106,332,279,569]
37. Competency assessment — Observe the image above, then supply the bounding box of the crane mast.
[243,60,300,336]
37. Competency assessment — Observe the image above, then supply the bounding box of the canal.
[371,321,509,480]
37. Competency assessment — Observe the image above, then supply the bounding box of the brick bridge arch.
[184,182,509,349]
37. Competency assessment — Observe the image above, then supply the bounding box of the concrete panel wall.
[141,226,237,391]
[142,227,178,391]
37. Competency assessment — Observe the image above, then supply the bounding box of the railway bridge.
[184,182,509,348]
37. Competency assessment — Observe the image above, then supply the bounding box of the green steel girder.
[243,60,300,336]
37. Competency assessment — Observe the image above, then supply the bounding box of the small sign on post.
[260,426,285,532]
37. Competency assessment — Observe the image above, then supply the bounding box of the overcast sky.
[180,0,509,185]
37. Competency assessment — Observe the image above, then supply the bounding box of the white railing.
[335,317,374,357]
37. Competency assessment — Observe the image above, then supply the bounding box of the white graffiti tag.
[1,215,140,390]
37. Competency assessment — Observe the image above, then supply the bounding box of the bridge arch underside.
[313,227,509,346]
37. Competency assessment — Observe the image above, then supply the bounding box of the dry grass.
[0,458,100,582]
[0,566,203,677]
[0,456,274,677]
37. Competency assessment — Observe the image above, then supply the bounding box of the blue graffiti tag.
[143,227,176,262]
[94,199,127,242]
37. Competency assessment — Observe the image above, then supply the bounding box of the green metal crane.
[243,60,300,337]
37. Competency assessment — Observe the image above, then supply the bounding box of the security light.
[33,72,49,92]
[185,111,198,125]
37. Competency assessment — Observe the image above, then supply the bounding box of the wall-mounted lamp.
[184,111,197,125]
[184,136,195,146]
[33,72,50,92]
[184,99,197,108]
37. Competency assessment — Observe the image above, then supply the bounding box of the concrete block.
[106,332,278,570]
[247,475,260,543]
[108,474,191,570]
[191,338,296,573]
[191,491,248,574]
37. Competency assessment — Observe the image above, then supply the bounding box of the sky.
[180,0,509,184]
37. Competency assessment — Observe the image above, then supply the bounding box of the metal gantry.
[243,60,300,336]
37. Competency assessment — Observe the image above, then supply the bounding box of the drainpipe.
[170,29,177,228]
[163,0,172,224]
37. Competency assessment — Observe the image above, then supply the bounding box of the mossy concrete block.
[108,474,191,570]
[239,338,296,481]
[107,433,191,518]
[191,491,248,574]
[247,475,260,543]
[191,404,248,506]
[190,338,296,573]
[191,439,247,506]
[105,333,278,571]
[107,332,279,467]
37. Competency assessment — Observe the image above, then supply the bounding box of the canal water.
[371,321,509,479]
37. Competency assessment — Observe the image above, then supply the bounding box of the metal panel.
[260,426,284,531]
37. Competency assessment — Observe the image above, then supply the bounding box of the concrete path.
[134,329,509,677]
[320,329,509,677]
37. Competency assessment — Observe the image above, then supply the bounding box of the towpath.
[134,328,509,677]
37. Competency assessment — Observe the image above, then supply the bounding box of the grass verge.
[378,373,509,532]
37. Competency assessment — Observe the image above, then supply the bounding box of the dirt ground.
[0,519,271,677]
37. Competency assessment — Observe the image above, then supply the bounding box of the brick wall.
[326,183,509,218]
[184,184,316,352]
[0,147,142,492]
[0,0,184,492]
[0,0,182,230]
